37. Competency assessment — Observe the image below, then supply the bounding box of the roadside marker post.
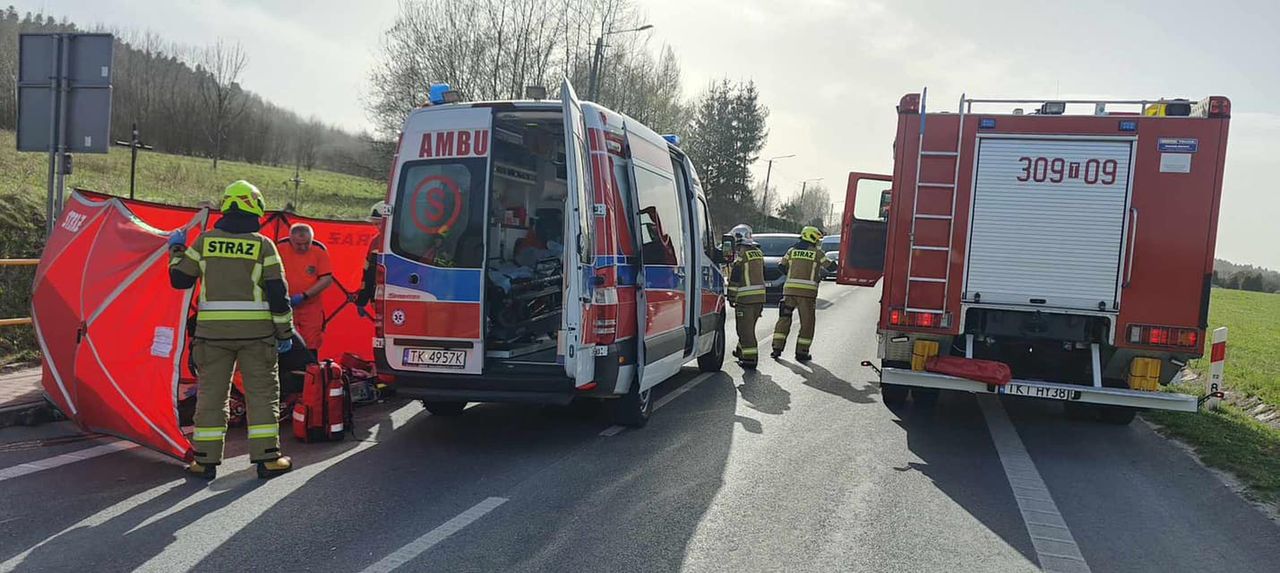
[1205,327,1227,410]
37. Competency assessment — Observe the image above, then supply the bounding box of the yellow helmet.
[221,180,266,217]
[800,225,823,244]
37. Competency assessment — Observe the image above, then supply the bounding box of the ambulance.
[373,80,727,427]
[840,92,1231,424]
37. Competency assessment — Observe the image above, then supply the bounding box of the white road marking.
[0,440,138,483]
[359,497,508,573]
[0,478,188,571]
[653,372,713,411]
[598,371,715,437]
[599,425,625,437]
[978,395,1091,573]
[126,401,423,572]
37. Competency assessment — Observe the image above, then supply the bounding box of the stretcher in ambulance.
[373,81,727,426]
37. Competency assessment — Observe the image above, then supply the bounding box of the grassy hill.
[0,130,386,364]
[0,130,384,223]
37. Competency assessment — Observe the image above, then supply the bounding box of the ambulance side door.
[560,80,595,386]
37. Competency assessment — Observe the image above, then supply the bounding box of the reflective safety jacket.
[778,240,835,299]
[169,229,295,340]
[727,243,766,305]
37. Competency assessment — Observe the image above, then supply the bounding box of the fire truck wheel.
[697,315,727,373]
[881,383,909,408]
[610,382,652,428]
[1097,405,1137,425]
[422,400,467,416]
[1063,402,1098,421]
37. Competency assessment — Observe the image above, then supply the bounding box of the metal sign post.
[16,33,113,234]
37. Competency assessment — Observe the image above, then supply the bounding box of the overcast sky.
[41,0,1280,269]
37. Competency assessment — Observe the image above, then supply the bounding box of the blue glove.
[167,229,187,248]
[290,294,306,307]
[277,338,293,354]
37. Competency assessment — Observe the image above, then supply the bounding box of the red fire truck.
[840,92,1231,423]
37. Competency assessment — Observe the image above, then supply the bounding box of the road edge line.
[978,395,1092,573]
[359,497,508,573]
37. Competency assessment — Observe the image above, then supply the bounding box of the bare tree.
[198,40,248,169]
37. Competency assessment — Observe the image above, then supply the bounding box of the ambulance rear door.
[560,80,596,387]
[382,106,492,375]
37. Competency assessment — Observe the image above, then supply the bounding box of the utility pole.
[587,24,653,101]
[760,154,796,215]
[113,123,153,200]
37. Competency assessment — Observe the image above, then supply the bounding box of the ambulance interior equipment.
[484,112,569,361]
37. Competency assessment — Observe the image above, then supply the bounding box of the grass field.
[0,130,384,221]
[1146,288,1280,505]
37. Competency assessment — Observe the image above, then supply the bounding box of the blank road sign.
[16,33,113,153]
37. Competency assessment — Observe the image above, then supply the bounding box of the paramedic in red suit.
[278,223,334,354]
[355,201,387,318]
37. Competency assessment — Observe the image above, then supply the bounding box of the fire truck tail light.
[1128,324,1200,349]
[889,308,950,329]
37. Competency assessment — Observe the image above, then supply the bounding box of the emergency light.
[662,134,681,146]
[428,83,460,105]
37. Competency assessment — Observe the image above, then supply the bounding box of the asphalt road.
[1,284,1278,572]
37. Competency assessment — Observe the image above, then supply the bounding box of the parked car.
[753,233,800,301]
[820,234,840,280]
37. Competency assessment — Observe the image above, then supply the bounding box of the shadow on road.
[0,400,419,571]
[776,358,877,405]
[177,369,741,572]
[737,369,790,416]
[888,391,1038,565]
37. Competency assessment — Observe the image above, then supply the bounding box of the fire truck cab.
[374,80,727,427]
[841,92,1231,423]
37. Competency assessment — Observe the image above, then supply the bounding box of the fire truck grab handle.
[1123,207,1139,288]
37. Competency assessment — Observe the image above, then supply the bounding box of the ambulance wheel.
[422,401,467,416]
[881,383,909,408]
[1098,405,1137,425]
[698,315,727,373]
[610,382,652,428]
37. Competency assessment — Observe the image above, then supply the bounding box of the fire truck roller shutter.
[964,137,1134,312]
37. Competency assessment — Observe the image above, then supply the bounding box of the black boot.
[770,348,782,359]
[796,352,812,363]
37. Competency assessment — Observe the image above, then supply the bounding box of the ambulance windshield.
[390,158,488,268]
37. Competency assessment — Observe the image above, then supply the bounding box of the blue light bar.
[428,83,452,105]
[662,134,681,146]
[1119,120,1137,132]
[979,118,996,129]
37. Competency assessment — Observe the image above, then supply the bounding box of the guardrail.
[0,259,38,328]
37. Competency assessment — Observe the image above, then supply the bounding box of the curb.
[0,399,57,428]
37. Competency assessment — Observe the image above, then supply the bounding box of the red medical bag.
[292,360,352,442]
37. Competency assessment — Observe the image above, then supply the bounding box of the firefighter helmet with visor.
[800,225,823,244]
[221,180,266,217]
[730,224,753,245]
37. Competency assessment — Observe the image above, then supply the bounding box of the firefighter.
[168,180,296,480]
[354,201,387,318]
[278,223,335,354]
[726,224,767,369]
[771,226,836,362]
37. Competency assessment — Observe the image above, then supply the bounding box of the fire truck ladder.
[904,88,966,321]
